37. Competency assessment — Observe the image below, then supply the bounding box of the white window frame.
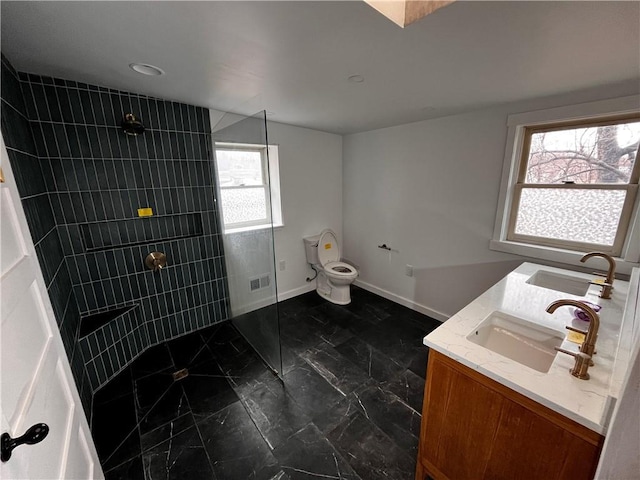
[214,142,283,234]
[491,96,640,275]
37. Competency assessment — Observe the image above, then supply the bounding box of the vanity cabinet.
[416,351,604,480]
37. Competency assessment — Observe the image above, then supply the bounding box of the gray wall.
[343,83,640,320]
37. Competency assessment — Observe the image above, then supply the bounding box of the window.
[214,143,282,233]
[508,115,639,255]
[492,97,640,269]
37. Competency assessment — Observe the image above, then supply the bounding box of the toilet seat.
[317,229,340,266]
[325,261,357,277]
[309,229,358,305]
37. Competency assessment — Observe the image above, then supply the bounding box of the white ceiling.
[1,1,639,134]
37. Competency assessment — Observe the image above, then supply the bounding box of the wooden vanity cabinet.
[416,351,604,480]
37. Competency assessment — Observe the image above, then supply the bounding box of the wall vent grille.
[249,274,271,292]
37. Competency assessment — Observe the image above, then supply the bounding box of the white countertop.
[423,262,636,435]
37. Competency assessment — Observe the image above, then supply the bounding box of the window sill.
[223,223,284,235]
[489,239,639,276]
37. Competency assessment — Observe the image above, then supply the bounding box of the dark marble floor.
[93,286,441,480]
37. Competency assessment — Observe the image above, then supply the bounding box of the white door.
[0,136,103,479]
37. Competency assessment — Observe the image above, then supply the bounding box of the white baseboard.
[354,279,448,322]
[277,283,316,302]
[231,297,275,316]
[274,280,449,322]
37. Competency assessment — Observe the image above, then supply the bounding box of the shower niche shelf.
[80,212,203,252]
[79,304,138,338]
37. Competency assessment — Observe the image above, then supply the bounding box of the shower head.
[121,113,145,136]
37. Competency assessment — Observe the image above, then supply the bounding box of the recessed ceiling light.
[129,63,165,76]
[348,74,365,84]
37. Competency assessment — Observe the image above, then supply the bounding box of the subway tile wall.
[19,70,230,392]
[0,54,93,413]
[1,52,230,399]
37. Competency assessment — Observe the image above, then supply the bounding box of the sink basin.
[467,311,563,373]
[526,270,590,296]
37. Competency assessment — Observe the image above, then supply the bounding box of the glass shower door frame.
[210,110,282,377]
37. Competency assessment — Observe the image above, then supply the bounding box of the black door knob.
[1,423,49,462]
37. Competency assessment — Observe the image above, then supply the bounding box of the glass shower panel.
[211,111,282,376]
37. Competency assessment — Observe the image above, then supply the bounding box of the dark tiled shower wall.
[2,52,229,403]
[0,54,93,413]
[17,71,230,392]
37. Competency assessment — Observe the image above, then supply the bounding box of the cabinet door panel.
[417,351,603,480]
[486,400,574,479]
[421,356,503,479]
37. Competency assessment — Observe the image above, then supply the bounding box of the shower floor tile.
[95,286,440,480]
[142,426,214,480]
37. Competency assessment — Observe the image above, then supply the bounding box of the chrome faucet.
[580,252,616,299]
[547,299,600,372]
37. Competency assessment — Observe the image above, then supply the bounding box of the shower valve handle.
[145,252,167,272]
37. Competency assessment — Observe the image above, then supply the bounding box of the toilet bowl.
[304,229,358,305]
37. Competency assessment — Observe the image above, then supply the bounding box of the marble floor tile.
[198,401,281,480]
[334,336,406,384]
[277,292,325,318]
[93,368,134,407]
[406,347,430,379]
[359,317,431,372]
[298,342,371,396]
[272,424,360,480]
[181,361,239,421]
[208,331,254,361]
[104,455,145,480]
[327,411,415,480]
[92,393,139,465]
[386,303,442,332]
[279,314,327,352]
[215,346,281,398]
[311,385,369,434]
[232,305,281,363]
[282,363,345,419]
[381,368,426,414]
[344,292,392,324]
[241,381,311,450]
[134,372,175,415]
[280,345,305,376]
[101,428,143,472]
[141,426,214,480]
[353,385,421,457]
[167,332,214,369]
[131,344,175,380]
[140,413,196,453]
[266,471,290,480]
[137,384,190,435]
[309,302,374,334]
[314,321,354,348]
[201,321,242,349]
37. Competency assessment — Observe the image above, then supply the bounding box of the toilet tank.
[303,234,320,265]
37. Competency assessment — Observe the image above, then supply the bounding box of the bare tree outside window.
[525,122,639,185]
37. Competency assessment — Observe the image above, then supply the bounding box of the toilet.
[304,229,358,305]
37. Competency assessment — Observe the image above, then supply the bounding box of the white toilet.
[304,229,358,305]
